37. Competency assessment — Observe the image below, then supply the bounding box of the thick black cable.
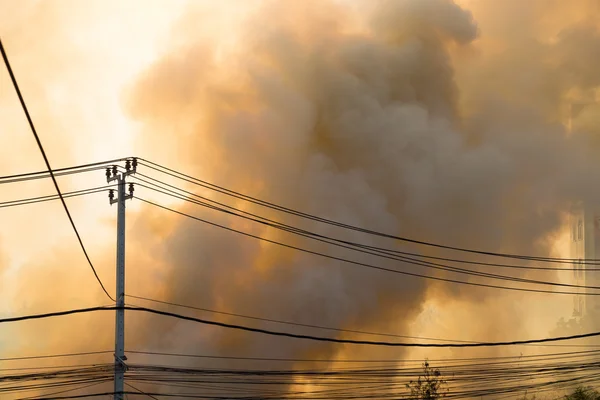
[0,39,113,302]
[4,305,600,348]
[135,196,598,296]
[129,308,600,347]
[125,298,600,349]
[126,294,478,343]
[139,158,596,264]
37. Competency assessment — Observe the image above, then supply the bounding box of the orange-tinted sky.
[1,0,600,397]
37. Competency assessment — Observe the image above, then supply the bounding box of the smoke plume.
[2,0,600,397]
[123,0,600,374]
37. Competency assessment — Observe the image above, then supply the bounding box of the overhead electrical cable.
[0,186,115,209]
[0,364,109,373]
[133,173,600,272]
[124,296,600,349]
[0,159,128,185]
[0,364,113,397]
[125,349,600,365]
[3,305,600,348]
[138,158,596,265]
[15,380,109,400]
[0,351,112,362]
[0,39,113,302]
[135,196,600,296]
[123,382,160,400]
[116,360,600,400]
[133,180,600,291]
[126,294,479,343]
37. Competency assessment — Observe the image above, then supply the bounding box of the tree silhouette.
[564,387,600,400]
[406,360,448,400]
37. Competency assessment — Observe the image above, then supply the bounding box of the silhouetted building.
[570,203,600,317]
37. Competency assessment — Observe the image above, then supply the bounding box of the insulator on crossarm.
[109,189,115,201]
[112,165,117,176]
[125,159,131,171]
[128,183,134,195]
[105,168,111,179]
[131,158,138,171]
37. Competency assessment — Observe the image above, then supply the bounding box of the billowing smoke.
[124,0,600,373]
[2,0,600,397]
[126,0,479,361]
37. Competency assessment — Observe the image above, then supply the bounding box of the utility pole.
[107,158,136,400]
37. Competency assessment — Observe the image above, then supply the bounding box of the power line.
[0,364,114,398]
[3,305,600,348]
[19,394,227,400]
[16,381,109,400]
[123,382,159,400]
[0,351,112,362]
[133,173,600,272]
[125,348,600,364]
[20,395,116,400]
[124,306,600,347]
[133,180,600,291]
[0,39,113,302]
[135,196,599,296]
[126,294,478,343]
[0,364,110,373]
[12,360,600,400]
[107,360,600,400]
[8,357,600,399]
[0,159,127,185]
[138,158,596,265]
[6,176,596,294]
[126,295,600,349]
[0,186,114,209]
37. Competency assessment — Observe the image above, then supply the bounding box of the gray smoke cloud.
[122,0,600,394]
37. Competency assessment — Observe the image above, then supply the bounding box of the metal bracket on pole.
[107,157,137,186]
[114,354,129,369]
[106,158,136,400]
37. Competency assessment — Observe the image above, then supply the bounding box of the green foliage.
[406,361,448,400]
[564,387,600,400]
[516,386,600,400]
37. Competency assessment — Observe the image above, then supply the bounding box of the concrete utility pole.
[107,159,136,400]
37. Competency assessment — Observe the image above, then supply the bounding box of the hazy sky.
[1,0,600,397]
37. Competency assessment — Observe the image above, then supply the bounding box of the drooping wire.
[0,159,128,185]
[2,305,600,348]
[124,348,600,365]
[134,195,599,296]
[0,39,114,302]
[132,180,600,291]
[0,351,112,362]
[131,172,599,272]
[126,294,479,343]
[138,158,596,265]
[0,186,115,209]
